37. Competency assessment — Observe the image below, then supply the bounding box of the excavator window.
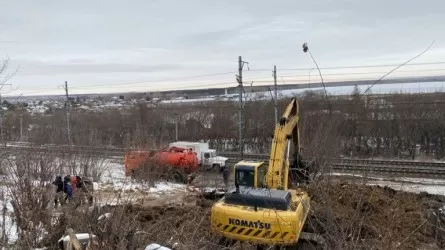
[256,164,267,188]
[235,169,255,187]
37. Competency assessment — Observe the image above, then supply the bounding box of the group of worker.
[52,175,93,207]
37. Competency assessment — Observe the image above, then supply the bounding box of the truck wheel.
[130,169,138,180]
[171,169,186,183]
[212,164,220,172]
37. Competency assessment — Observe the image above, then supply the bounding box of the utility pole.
[236,56,248,159]
[64,81,72,146]
[0,84,12,146]
[174,113,179,142]
[19,114,23,142]
[273,65,278,124]
[0,93,3,145]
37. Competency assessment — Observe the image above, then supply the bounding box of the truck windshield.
[211,152,217,158]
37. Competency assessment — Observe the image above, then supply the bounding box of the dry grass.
[1,93,445,249]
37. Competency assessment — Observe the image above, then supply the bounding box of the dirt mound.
[124,203,219,249]
[123,184,445,249]
[307,183,445,250]
[40,184,445,250]
[120,183,445,249]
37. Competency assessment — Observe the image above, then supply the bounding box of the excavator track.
[297,232,326,250]
[253,232,326,250]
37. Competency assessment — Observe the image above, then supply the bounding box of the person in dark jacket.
[222,166,229,190]
[52,176,63,192]
[63,175,73,201]
[73,175,93,205]
[75,175,84,189]
[52,176,63,207]
[52,175,73,207]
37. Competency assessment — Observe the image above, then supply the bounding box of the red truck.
[124,146,199,183]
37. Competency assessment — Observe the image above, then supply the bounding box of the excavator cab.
[233,161,267,188]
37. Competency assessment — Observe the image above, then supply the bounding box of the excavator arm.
[266,98,300,190]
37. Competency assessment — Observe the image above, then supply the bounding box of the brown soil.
[307,182,445,250]
[45,183,445,250]
[114,183,445,249]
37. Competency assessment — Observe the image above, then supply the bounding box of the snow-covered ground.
[338,156,445,163]
[0,189,18,245]
[95,160,189,206]
[0,159,190,246]
[100,160,445,197]
[369,180,445,195]
[331,172,445,195]
[99,160,186,192]
[154,81,445,105]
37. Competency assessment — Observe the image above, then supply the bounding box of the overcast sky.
[1,0,444,96]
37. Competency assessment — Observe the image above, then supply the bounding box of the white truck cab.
[168,141,228,171]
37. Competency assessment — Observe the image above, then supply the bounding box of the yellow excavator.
[210,98,324,249]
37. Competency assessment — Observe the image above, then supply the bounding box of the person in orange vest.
[71,175,78,192]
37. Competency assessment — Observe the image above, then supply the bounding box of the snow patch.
[111,181,185,193]
[59,233,96,241]
[331,172,445,185]
[145,243,171,250]
[0,187,18,244]
[332,172,445,195]
[97,213,111,221]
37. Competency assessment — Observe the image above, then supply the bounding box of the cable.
[6,60,445,96]
[15,69,445,94]
[248,61,445,72]
[277,68,445,79]
[71,71,238,88]
[12,66,445,96]
[12,61,445,90]
[8,77,445,97]
[362,41,435,95]
[9,73,445,97]
[303,43,332,119]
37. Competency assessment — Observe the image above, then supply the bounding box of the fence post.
[67,228,82,250]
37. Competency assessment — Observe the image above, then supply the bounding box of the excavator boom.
[267,98,300,189]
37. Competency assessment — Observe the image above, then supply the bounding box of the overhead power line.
[16,66,445,94]
[362,41,435,95]
[6,61,445,96]
[13,67,445,92]
[248,61,445,72]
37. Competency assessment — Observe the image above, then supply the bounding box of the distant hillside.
[135,75,445,99]
[8,75,445,102]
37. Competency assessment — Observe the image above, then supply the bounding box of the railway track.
[226,154,445,178]
[2,144,445,177]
